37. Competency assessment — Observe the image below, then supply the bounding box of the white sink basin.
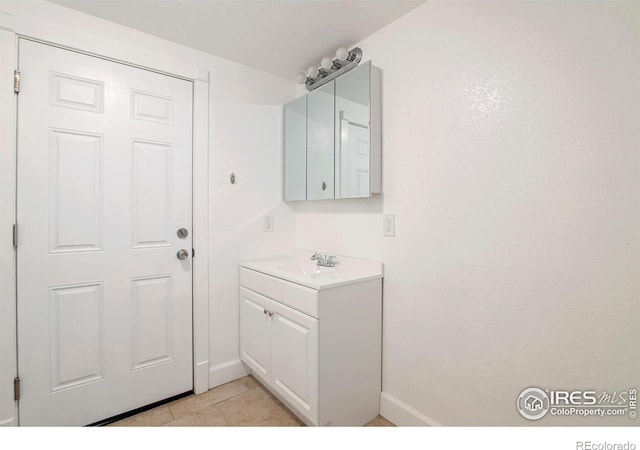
[241,250,383,290]
[276,262,335,276]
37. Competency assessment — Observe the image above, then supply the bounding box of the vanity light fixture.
[296,47,363,91]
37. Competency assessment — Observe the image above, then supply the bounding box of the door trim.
[0,13,211,425]
[0,12,18,427]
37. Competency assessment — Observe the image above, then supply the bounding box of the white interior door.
[340,119,370,198]
[16,39,194,426]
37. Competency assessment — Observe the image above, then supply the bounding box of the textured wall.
[370,0,640,426]
[297,1,640,425]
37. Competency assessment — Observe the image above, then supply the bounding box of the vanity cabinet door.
[270,299,318,425]
[306,81,335,200]
[283,95,307,201]
[239,288,272,385]
[240,284,318,424]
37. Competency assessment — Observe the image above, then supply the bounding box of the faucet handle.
[326,255,336,266]
[311,252,322,261]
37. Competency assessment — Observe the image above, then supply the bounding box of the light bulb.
[307,65,319,77]
[295,72,308,84]
[320,56,333,70]
[336,47,350,61]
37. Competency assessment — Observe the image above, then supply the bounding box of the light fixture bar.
[301,47,363,91]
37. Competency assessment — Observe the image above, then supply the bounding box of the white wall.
[0,0,297,423]
[296,1,640,425]
[295,197,383,260]
[209,103,295,381]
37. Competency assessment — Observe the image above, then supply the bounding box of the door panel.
[16,39,193,426]
[49,282,104,391]
[48,129,104,253]
[131,275,174,370]
[49,71,105,113]
[131,139,173,248]
[131,89,173,124]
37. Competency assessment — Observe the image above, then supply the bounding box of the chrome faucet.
[311,253,336,267]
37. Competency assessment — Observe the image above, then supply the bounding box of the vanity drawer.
[240,268,318,318]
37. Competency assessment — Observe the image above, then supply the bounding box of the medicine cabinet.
[283,61,381,201]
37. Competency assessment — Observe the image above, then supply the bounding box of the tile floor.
[109,375,394,427]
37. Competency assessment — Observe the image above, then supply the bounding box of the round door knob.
[177,249,189,260]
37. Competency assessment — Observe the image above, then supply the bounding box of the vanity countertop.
[240,250,383,290]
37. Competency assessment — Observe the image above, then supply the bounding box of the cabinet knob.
[268,311,274,317]
[322,181,327,191]
[263,308,268,315]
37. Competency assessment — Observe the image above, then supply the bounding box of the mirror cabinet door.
[284,95,307,201]
[334,62,371,199]
[306,81,335,200]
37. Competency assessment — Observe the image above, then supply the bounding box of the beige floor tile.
[168,376,258,419]
[218,385,304,426]
[164,405,229,427]
[109,405,174,427]
[365,416,395,427]
[107,376,390,427]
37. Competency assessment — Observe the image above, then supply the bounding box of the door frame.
[0,12,211,426]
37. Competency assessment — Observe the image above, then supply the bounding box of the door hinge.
[14,377,20,401]
[13,70,20,94]
[12,224,17,249]
[192,248,195,258]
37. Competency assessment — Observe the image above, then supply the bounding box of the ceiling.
[48,0,425,80]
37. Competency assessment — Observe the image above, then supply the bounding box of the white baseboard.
[208,359,249,388]
[380,391,443,427]
[194,360,209,394]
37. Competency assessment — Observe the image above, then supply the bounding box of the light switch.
[383,214,395,237]
[264,215,274,232]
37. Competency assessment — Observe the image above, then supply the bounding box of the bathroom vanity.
[239,250,383,426]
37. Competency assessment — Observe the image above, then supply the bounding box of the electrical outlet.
[264,215,274,232]
[383,214,395,237]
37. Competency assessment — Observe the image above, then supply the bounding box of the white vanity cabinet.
[239,252,383,426]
